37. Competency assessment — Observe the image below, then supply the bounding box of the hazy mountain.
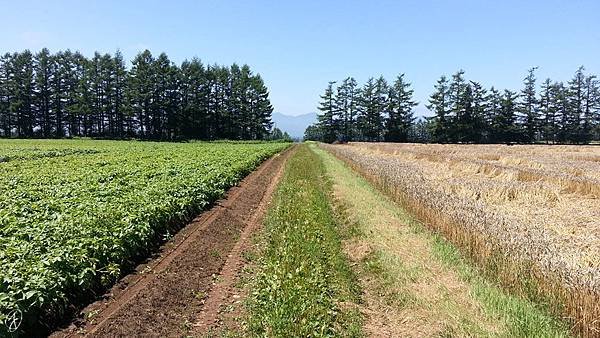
[271,112,318,139]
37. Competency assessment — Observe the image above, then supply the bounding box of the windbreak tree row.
[305,75,419,143]
[0,49,274,140]
[307,67,600,144]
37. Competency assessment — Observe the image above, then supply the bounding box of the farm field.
[0,139,289,335]
[1,140,595,337]
[3,1,600,336]
[321,142,600,336]
[311,144,569,337]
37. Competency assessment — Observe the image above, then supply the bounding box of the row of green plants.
[0,139,289,335]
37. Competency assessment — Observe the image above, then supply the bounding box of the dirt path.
[190,144,292,335]
[51,145,294,338]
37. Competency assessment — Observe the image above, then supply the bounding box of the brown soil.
[50,145,294,338]
[191,144,291,336]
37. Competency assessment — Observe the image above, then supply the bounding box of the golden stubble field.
[322,142,600,337]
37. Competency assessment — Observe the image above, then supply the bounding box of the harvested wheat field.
[321,142,600,337]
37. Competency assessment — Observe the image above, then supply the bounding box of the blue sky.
[2,0,599,117]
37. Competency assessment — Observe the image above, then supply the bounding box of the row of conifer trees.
[306,67,600,144]
[0,49,274,140]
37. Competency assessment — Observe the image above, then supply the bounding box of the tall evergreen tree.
[519,67,539,142]
[112,50,128,137]
[247,73,273,139]
[151,53,177,139]
[495,90,520,143]
[553,82,570,143]
[455,83,478,142]
[427,75,451,143]
[180,58,207,139]
[228,63,243,139]
[485,87,503,143]
[0,54,13,137]
[539,79,558,144]
[59,51,81,137]
[34,48,54,137]
[210,65,230,139]
[447,70,469,142]
[335,77,358,141]
[566,67,586,143]
[237,65,255,139]
[385,74,417,142]
[127,50,155,138]
[317,81,337,143]
[469,81,487,142]
[357,77,386,141]
[581,74,599,144]
[11,51,36,137]
[52,50,75,137]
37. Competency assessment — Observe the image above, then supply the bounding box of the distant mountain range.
[271,112,318,139]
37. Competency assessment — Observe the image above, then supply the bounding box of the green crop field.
[0,139,289,333]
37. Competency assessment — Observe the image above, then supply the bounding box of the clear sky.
[2,0,599,117]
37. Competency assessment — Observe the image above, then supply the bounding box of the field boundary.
[191,145,297,333]
[247,144,363,336]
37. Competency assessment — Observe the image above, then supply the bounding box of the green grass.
[248,144,362,337]
[430,235,570,337]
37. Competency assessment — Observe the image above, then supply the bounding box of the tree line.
[0,48,274,140]
[305,67,600,144]
[305,75,418,143]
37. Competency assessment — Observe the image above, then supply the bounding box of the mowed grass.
[248,144,362,337]
[312,144,570,338]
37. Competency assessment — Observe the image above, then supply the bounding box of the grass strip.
[248,144,362,337]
